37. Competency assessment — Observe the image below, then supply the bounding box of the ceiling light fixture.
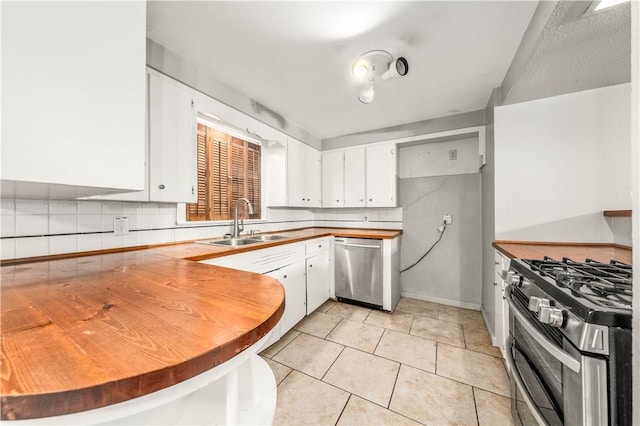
[358,85,375,104]
[352,50,409,104]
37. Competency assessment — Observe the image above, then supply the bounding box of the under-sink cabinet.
[200,237,333,345]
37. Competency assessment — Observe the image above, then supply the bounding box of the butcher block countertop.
[0,227,401,420]
[493,240,632,264]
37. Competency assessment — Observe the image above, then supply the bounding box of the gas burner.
[523,257,633,311]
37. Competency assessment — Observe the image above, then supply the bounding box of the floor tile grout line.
[319,344,347,382]
[472,387,480,426]
[333,393,353,426]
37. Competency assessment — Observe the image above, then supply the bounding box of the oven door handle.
[505,336,550,426]
[506,285,581,373]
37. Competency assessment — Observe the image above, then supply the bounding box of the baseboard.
[481,307,498,346]
[400,291,481,311]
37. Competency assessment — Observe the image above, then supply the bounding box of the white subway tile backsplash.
[49,235,78,255]
[1,238,16,259]
[102,201,124,215]
[123,232,145,247]
[15,199,48,215]
[142,229,175,245]
[78,215,103,233]
[15,236,49,258]
[16,215,49,236]
[102,215,118,232]
[78,200,102,214]
[124,202,144,215]
[1,215,15,237]
[49,215,78,234]
[77,234,103,252]
[102,234,125,250]
[143,203,160,215]
[0,199,15,215]
[49,200,78,215]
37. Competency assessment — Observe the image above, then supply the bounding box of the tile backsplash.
[0,199,401,260]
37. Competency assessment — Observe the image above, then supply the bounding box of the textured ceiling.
[503,1,631,104]
[147,1,538,140]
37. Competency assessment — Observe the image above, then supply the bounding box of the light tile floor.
[261,297,513,426]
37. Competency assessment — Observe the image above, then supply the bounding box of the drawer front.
[306,238,329,257]
[200,242,305,273]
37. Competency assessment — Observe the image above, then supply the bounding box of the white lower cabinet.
[201,239,332,346]
[265,262,306,334]
[306,251,331,314]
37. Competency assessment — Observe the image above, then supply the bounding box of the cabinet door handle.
[159,184,166,190]
[309,264,313,268]
[283,275,287,279]
[192,185,195,195]
[336,199,340,202]
[369,198,373,202]
[494,261,500,265]
[493,282,498,286]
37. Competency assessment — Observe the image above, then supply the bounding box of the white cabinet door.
[148,74,197,203]
[306,145,322,207]
[322,151,344,208]
[344,147,366,208]
[287,139,307,207]
[287,138,321,207]
[264,139,288,207]
[306,251,331,314]
[267,261,306,334]
[1,1,146,198]
[494,250,510,360]
[366,144,397,207]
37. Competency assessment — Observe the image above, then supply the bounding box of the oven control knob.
[504,271,522,286]
[538,306,564,328]
[528,296,550,313]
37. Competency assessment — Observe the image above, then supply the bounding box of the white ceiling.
[147,1,538,140]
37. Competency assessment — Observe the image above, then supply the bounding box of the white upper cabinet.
[321,150,345,208]
[344,148,366,207]
[148,74,197,203]
[1,1,146,199]
[287,139,321,207]
[321,143,397,208]
[366,144,397,207]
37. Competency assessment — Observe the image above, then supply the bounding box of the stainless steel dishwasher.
[334,237,383,309]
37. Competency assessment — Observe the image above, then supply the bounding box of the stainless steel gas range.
[504,257,632,425]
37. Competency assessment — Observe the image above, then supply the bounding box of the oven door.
[505,285,608,426]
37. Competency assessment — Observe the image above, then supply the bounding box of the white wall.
[495,83,631,242]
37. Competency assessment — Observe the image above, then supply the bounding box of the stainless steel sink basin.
[251,235,289,241]
[205,238,262,247]
[197,234,289,247]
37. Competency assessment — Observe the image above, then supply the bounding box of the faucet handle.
[250,229,260,236]
[238,219,244,233]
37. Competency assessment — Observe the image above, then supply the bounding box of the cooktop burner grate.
[523,257,632,310]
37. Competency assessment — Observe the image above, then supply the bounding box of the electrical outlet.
[114,216,129,235]
[449,149,457,160]
[443,214,452,225]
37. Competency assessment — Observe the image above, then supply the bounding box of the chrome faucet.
[232,198,254,238]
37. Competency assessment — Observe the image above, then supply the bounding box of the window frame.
[177,115,268,225]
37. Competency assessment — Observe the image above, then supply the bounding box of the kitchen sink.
[251,235,289,241]
[203,238,263,247]
[197,234,289,247]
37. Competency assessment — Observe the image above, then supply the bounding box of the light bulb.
[352,59,369,79]
[358,85,374,104]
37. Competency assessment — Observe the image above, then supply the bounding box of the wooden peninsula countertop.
[0,227,401,421]
[493,240,632,264]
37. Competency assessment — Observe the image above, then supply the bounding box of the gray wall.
[399,174,482,308]
[321,110,485,151]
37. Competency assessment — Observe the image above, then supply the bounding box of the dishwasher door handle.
[335,242,381,249]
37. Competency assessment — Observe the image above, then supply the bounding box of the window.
[186,123,261,221]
